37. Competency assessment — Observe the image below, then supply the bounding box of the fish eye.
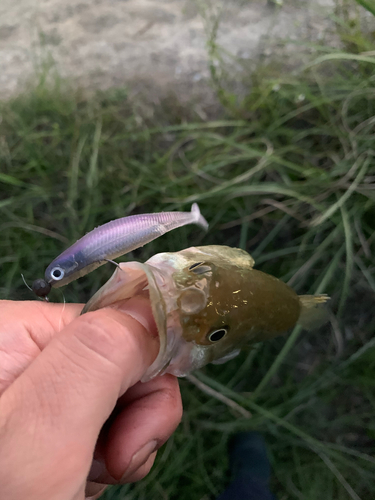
[207,328,228,343]
[188,262,211,275]
[32,279,52,298]
[50,267,65,281]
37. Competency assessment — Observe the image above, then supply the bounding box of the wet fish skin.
[145,246,305,376]
[43,203,208,288]
[173,252,301,346]
[83,245,329,381]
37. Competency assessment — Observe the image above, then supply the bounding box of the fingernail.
[88,459,106,481]
[85,482,107,499]
[120,440,158,481]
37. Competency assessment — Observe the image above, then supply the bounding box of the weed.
[0,2,374,499]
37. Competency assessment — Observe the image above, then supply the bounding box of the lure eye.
[32,279,52,298]
[207,328,228,343]
[188,262,211,275]
[50,267,65,281]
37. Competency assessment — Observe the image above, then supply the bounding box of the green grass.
[1,4,375,499]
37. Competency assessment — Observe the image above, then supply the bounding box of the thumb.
[0,296,159,499]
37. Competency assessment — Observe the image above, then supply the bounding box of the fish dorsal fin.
[194,246,255,269]
[225,246,255,269]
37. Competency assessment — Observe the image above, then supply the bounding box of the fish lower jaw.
[141,338,211,381]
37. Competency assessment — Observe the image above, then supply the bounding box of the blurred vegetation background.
[1,1,375,499]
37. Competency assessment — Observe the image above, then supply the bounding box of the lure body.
[39,204,207,290]
[83,245,329,381]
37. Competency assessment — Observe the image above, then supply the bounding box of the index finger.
[0,300,84,349]
[0,300,84,394]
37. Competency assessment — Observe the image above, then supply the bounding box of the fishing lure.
[83,245,330,381]
[32,204,208,298]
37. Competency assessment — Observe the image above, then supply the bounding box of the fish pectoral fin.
[211,349,241,365]
[298,294,330,330]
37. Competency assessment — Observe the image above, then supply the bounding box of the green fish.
[83,246,329,381]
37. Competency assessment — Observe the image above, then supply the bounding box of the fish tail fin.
[298,294,330,330]
[191,203,209,230]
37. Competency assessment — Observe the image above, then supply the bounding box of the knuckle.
[72,311,131,367]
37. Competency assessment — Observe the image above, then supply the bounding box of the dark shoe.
[216,432,277,500]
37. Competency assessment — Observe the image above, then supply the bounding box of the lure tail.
[298,294,330,330]
[191,203,209,230]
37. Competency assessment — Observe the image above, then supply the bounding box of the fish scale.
[83,245,330,381]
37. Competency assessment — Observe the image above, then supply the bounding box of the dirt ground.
[0,0,336,103]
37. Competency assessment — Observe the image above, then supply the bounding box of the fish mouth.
[82,249,216,380]
[82,261,181,381]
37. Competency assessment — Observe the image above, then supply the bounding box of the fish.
[32,203,208,299]
[82,245,329,381]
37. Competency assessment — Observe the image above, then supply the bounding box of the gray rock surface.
[0,0,335,101]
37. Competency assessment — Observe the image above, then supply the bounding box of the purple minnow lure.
[32,203,208,298]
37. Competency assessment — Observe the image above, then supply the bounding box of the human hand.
[0,298,182,500]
